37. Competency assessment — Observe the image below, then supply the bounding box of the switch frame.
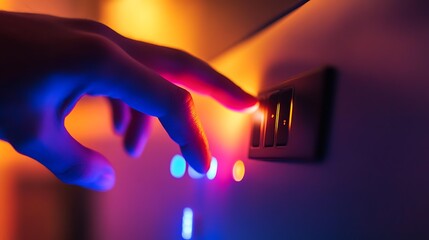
[249,67,335,161]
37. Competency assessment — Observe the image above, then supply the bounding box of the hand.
[0,11,257,191]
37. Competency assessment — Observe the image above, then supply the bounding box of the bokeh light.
[170,155,187,178]
[233,160,245,182]
[182,207,193,240]
[206,157,218,180]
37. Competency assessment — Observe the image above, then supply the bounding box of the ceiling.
[2,0,307,60]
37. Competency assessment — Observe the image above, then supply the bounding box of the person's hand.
[0,11,257,191]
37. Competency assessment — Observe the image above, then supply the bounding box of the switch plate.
[249,67,335,161]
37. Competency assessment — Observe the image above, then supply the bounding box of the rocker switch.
[276,89,293,146]
[264,94,278,147]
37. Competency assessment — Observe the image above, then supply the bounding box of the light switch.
[264,94,278,147]
[248,67,335,161]
[251,115,261,147]
[276,89,293,146]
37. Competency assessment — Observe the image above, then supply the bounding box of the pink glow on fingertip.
[239,102,260,114]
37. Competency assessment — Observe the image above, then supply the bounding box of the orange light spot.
[232,160,245,182]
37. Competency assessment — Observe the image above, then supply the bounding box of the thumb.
[8,123,115,191]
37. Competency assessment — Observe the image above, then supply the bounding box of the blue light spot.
[170,155,187,178]
[206,157,218,180]
[182,207,193,239]
[188,165,205,179]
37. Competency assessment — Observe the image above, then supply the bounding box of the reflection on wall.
[100,0,305,60]
[0,0,100,19]
[11,170,90,240]
[0,142,93,240]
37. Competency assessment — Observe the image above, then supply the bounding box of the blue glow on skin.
[188,165,205,179]
[206,157,218,180]
[170,154,187,178]
[182,207,193,240]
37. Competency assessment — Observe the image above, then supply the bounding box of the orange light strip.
[288,98,294,130]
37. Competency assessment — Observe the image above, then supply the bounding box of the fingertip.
[123,111,151,158]
[109,99,130,136]
[237,101,260,113]
[62,168,116,191]
[124,129,150,158]
[88,171,116,191]
[57,153,116,191]
[181,145,211,174]
[124,142,145,158]
[219,91,259,112]
[113,123,126,135]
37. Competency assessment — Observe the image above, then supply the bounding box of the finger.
[158,91,210,173]
[8,124,115,191]
[123,109,152,158]
[62,19,258,111]
[109,98,130,135]
[122,42,258,112]
[90,47,210,173]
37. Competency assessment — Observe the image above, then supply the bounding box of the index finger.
[88,38,210,172]
[123,41,259,112]
[63,19,258,111]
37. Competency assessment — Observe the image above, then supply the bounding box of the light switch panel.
[249,67,335,161]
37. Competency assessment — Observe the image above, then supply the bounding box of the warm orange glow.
[0,141,46,240]
[101,0,162,41]
[0,1,97,19]
[0,164,11,240]
[275,101,280,134]
[253,107,265,124]
[232,160,245,182]
[65,96,112,141]
[289,98,294,130]
[0,1,9,9]
[100,0,198,52]
[240,102,260,114]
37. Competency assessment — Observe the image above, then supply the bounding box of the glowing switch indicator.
[170,154,187,178]
[277,89,293,146]
[232,160,245,182]
[182,207,193,239]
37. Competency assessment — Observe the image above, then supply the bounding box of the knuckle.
[78,35,113,63]
[82,19,109,32]
[166,49,194,75]
[71,19,115,36]
[162,87,194,118]
[173,87,193,108]
[64,33,114,69]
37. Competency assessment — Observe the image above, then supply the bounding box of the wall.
[210,0,429,238]
[92,0,429,239]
